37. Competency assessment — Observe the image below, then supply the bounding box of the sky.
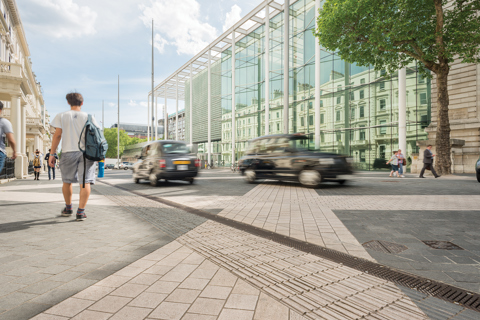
[17,0,259,128]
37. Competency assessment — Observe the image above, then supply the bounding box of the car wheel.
[337,179,347,185]
[189,178,194,185]
[244,169,256,184]
[299,170,321,188]
[477,171,480,183]
[134,178,140,184]
[149,173,158,186]
[124,168,128,170]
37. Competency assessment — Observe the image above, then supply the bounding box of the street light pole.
[117,75,120,168]
[151,19,155,142]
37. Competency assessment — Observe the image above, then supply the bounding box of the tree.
[103,128,147,158]
[314,0,480,175]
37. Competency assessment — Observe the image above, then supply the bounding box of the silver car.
[132,140,199,186]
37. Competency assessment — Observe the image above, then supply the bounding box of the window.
[360,150,366,162]
[336,132,341,141]
[336,111,341,121]
[349,130,354,141]
[359,105,365,118]
[321,132,325,143]
[308,102,313,109]
[379,120,387,134]
[380,69,386,76]
[379,145,386,159]
[350,92,354,101]
[350,108,355,119]
[276,112,280,118]
[420,93,428,105]
[421,115,428,129]
[360,78,365,84]
[301,104,304,111]
[320,113,324,124]
[418,74,425,83]
[309,115,314,126]
[320,100,323,108]
[337,85,342,91]
[379,99,386,110]
[359,126,366,140]
[360,90,364,99]
[336,96,341,104]
[276,123,280,131]
[300,117,304,126]
[379,81,385,90]
[248,118,250,124]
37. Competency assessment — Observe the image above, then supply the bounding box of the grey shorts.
[60,151,96,185]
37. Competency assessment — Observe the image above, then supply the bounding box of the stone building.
[0,0,50,179]
[412,61,480,174]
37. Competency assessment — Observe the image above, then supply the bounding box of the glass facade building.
[153,0,431,170]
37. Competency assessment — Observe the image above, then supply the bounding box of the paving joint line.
[97,179,480,313]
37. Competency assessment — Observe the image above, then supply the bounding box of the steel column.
[265,4,270,136]
[314,0,321,149]
[231,31,236,165]
[190,64,193,144]
[208,49,212,167]
[176,74,179,140]
[283,0,290,134]
[398,67,407,157]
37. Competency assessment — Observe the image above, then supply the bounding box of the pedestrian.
[33,149,42,180]
[397,149,406,178]
[44,148,58,180]
[49,92,100,221]
[419,145,440,178]
[0,101,17,172]
[386,150,399,177]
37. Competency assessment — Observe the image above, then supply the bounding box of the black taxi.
[238,134,353,187]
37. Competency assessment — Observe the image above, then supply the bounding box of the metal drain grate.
[422,241,464,250]
[99,180,480,313]
[363,240,408,254]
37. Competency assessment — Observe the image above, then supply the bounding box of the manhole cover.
[362,240,408,254]
[422,241,464,250]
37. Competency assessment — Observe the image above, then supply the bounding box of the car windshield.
[162,143,190,154]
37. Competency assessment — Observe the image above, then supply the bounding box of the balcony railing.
[0,61,22,78]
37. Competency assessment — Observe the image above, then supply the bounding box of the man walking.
[0,102,17,172]
[419,145,440,178]
[44,149,58,180]
[49,92,99,221]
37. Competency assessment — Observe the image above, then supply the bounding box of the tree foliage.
[314,0,480,175]
[314,0,480,75]
[103,128,147,158]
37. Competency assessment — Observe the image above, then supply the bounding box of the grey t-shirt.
[0,117,14,155]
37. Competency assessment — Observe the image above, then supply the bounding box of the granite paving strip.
[35,217,478,319]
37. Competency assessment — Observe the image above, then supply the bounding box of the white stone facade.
[0,0,50,179]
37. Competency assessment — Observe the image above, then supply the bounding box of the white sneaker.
[400,175,405,178]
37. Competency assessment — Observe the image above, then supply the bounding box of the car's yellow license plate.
[173,161,190,165]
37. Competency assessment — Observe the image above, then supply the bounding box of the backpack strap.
[78,114,92,153]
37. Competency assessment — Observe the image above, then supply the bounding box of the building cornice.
[6,0,30,57]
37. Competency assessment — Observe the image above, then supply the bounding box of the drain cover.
[422,241,464,250]
[362,240,408,254]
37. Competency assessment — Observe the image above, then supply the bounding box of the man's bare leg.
[62,183,73,205]
[79,183,91,209]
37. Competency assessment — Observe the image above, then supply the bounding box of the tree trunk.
[435,67,451,175]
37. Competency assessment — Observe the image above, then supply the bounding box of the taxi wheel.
[299,170,321,188]
[245,169,256,184]
[189,178,194,185]
[149,173,158,186]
